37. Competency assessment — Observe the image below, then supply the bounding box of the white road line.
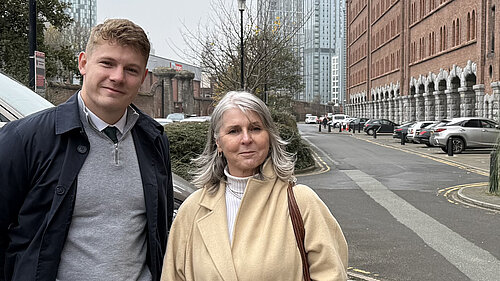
[344,169,500,281]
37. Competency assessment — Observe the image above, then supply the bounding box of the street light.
[238,0,246,89]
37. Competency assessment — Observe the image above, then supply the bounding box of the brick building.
[345,0,500,123]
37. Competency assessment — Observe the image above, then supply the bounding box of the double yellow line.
[437,182,488,204]
[296,148,330,177]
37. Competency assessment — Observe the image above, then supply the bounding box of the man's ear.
[78,52,87,76]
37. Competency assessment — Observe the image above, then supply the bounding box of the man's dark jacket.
[0,93,174,281]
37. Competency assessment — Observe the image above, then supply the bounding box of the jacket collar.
[54,92,165,139]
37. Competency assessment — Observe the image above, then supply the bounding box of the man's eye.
[127,68,139,74]
[100,61,112,66]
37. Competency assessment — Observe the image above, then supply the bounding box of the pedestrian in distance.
[322,114,328,129]
[0,19,174,281]
[161,91,348,281]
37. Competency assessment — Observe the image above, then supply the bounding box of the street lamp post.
[238,0,246,89]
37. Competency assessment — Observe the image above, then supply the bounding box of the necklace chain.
[226,187,244,200]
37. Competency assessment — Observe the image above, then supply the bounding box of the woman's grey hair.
[191,91,296,193]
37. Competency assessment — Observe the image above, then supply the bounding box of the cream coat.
[161,162,348,281]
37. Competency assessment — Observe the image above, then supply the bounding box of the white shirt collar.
[78,92,127,134]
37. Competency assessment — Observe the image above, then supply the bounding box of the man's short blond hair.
[86,19,150,63]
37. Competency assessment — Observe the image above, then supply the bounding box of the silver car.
[0,72,54,128]
[431,117,500,153]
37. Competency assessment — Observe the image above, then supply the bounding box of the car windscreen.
[0,73,54,117]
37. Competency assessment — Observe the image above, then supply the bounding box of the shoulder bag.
[287,182,312,281]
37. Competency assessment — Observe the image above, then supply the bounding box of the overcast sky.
[97,0,214,64]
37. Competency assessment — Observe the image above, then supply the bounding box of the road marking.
[296,137,332,177]
[437,182,488,205]
[354,136,489,176]
[344,170,500,281]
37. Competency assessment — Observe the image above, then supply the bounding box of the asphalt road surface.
[296,123,500,281]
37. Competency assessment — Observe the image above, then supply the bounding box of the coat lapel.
[196,184,239,281]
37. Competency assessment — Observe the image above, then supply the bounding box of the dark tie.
[103,126,118,143]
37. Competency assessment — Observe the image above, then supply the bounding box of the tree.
[179,0,307,99]
[0,0,74,85]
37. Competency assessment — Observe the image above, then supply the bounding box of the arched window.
[452,20,456,46]
[444,25,447,49]
[440,27,443,51]
[472,10,476,39]
[429,33,432,55]
[490,6,495,53]
[467,12,471,41]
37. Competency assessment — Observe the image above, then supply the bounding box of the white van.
[330,114,350,127]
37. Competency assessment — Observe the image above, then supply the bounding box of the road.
[296,123,500,281]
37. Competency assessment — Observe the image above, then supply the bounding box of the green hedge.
[164,118,314,181]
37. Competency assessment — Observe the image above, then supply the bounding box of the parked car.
[414,121,450,146]
[165,113,185,123]
[180,115,211,123]
[407,121,436,143]
[364,119,399,135]
[172,173,196,218]
[349,117,370,131]
[393,121,416,140]
[305,115,318,124]
[339,117,356,128]
[431,117,500,153]
[0,72,54,128]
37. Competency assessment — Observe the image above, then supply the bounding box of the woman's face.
[216,108,270,177]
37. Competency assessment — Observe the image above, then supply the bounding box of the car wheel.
[367,128,374,135]
[425,143,433,147]
[441,146,448,153]
[451,137,465,154]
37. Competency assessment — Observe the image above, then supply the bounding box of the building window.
[490,6,495,53]
[472,10,476,39]
[452,20,456,47]
[467,12,471,41]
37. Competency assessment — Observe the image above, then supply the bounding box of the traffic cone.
[346,123,349,132]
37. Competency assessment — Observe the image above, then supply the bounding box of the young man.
[0,19,173,281]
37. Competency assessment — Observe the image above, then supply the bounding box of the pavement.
[313,127,500,212]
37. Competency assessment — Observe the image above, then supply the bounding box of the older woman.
[161,91,348,281]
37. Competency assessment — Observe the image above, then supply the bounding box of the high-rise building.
[61,0,97,30]
[303,0,346,105]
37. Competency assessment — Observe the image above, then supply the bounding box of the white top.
[78,92,127,134]
[224,168,250,244]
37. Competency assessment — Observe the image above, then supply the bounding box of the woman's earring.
[217,150,222,157]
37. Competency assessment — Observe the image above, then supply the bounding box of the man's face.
[78,41,147,124]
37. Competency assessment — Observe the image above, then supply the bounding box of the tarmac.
[314,126,500,212]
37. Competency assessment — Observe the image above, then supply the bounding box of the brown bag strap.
[287,182,312,281]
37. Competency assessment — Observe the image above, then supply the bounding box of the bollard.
[339,123,342,133]
[358,124,361,133]
[373,128,377,138]
[447,138,454,156]
[328,124,331,132]
[318,123,321,132]
[352,124,355,134]
[401,132,406,145]
[489,150,498,193]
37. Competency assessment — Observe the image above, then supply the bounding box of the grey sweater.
[56,107,151,281]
